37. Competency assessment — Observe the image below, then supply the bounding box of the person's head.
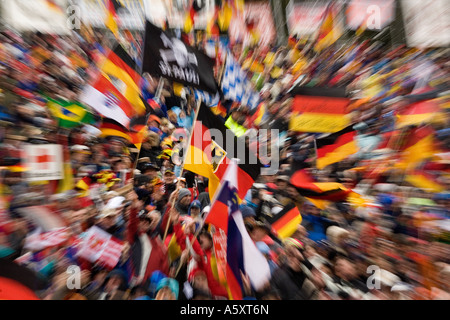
[276,175,289,189]
[155,278,179,300]
[142,163,159,179]
[97,208,118,230]
[250,221,271,242]
[104,270,127,293]
[164,170,176,184]
[198,231,213,251]
[292,225,308,242]
[284,238,305,271]
[334,256,357,281]
[189,200,201,217]
[190,269,209,292]
[177,188,191,207]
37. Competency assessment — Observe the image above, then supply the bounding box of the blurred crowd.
[0,26,449,300]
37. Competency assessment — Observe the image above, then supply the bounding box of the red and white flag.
[24,227,69,251]
[76,226,123,269]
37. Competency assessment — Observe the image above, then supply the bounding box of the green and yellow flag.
[47,99,95,129]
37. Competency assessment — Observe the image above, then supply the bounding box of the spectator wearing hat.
[126,190,169,287]
[141,162,160,181]
[154,277,179,300]
[163,170,177,197]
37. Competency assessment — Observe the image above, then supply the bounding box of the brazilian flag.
[47,98,95,128]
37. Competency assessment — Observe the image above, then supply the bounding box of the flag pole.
[162,95,202,242]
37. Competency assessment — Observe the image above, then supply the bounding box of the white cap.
[70,145,90,152]
[105,196,125,210]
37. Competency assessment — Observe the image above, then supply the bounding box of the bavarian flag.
[290,169,351,201]
[316,126,359,170]
[184,102,262,201]
[266,203,302,240]
[47,98,95,129]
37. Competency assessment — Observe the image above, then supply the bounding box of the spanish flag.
[405,169,445,193]
[316,126,359,170]
[105,0,124,38]
[184,102,262,201]
[100,44,147,116]
[290,169,351,202]
[267,203,302,240]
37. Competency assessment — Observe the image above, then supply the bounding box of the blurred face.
[164,174,175,184]
[335,258,357,281]
[180,195,191,207]
[199,234,212,251]
[155,287,176,300]
[190,206,200,217]
[105,276,122,293]
[251,227,268,242]
[138,219,151,233]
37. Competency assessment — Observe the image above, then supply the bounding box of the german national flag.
[316,126,359,170]
[100,118,132,142]
[266,203,302,240]
[290,169,351,201]
[105,0,124,38]
[0,258,41,300]
[396,126,436,169]
[405,169,445,193]
[184,102,262,200]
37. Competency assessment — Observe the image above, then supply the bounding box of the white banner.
[1,0,70,34]
[23,144,63,181]
[401,0,450,48]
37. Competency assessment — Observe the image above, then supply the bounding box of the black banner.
[142,21,218,94]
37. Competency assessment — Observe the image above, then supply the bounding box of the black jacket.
[270,264,318,300]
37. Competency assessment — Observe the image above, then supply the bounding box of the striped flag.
[105,0,126,38]
[76,226,124,270]
[290,169,351,202]
[205,159,271,300]
[405,169,446,193]
[221,52,260,111]
[314,3,343,52]
[315,126,359,170]
[396,126,437,170]
[184,102,262,201]
[266,203,302,240]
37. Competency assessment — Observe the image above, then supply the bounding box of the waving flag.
[76,226,124,270]
[314,3,343,52]
[47,98,95,129]
[290,169,351,201]
[315,126,359,170]
[184,102,262,200]
[221,52,260,110]
[266,203,302,240]
[205,159,271,300]
[24,227,69,251]
[105,0,126,38]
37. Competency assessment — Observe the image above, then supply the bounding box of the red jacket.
[127,207,169,282]
[173,223,228,298]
